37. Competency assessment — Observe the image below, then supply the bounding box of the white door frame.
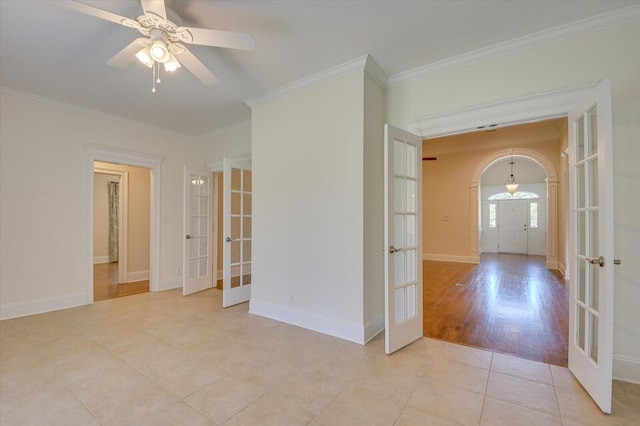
[85,144,162,303]
[407,83,593,272]
[93,166,128,283]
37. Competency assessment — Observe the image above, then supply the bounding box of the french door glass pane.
[231,168,241,191]
[577,212,586,255]
[577,163,585,208]
[407,284,416,318]
[199,258,207,276]
[243,240,252,262]
[199,237,207,255]
[190,216,199,237]
[588,106,598,156]
[394,251,405,286]
[577,115,585,161]
[406,215,416,247]
[588,158,599,206]
[394,215,405,248]
[577,260,586,303]
[406,249,416,282]
[406,144,416,178]
[191,196,199,215]
[578,306,586,350]
[394,140,405,175]
[231,217,240,239]
[394,178,405,212]
[589,314,599,362]
[243,194,252,215]
[231,192,241,214]
[243,217,252,237]
[243,169,252,192]
[395,288,405,323]
[589,266,599,310]
[589,211,599,258]
[231,241,240,263]
[406,179,416,213]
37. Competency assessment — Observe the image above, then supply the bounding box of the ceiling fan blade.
[107,38,148,68]
[140,0,166,20]
[174,27,255,51]
[171,45,218,85]
[60,1,140,29]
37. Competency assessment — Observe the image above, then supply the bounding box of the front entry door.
[568,80,614,413]
[183,168,213,295]
[222,158,252,307]
[384,124,423,354]
[498,200,528,254]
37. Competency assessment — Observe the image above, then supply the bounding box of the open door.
[183,167,214,295]
[222,158,252,307]
[384,124,423,354]
[568,80,614,413]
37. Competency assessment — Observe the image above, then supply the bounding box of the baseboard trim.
[613,355,640,384]
[364,313,385,344]
[127,270,149,283]
[0,293,87,321]
[558,262,566,277]
[546,261,559,270]
[423,253,480,264]
[249,297,366,345]
[158,277,182,292]
[93,256,110,264]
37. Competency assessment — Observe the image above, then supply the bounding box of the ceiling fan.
[61,0,255,90]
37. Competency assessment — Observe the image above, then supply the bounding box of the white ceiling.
[1,0,638,136]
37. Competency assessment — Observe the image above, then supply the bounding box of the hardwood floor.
[93,262,149,302]
[423,253,569,366]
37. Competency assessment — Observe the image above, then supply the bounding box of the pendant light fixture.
[505,157,519,195]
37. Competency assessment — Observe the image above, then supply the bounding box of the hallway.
[424,253,569,366]
[93,262,149,302]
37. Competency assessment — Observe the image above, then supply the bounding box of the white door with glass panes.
[222,158,252,308]
[568,80,614,413]
[384,124,423,354]
[183,168,213,295]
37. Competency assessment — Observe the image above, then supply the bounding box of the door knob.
[614,259,621,265]
[586,256,605,267]
[185,234,192,240]
[226,237,233,243]
[389,246,400,254]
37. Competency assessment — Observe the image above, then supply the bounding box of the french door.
[568,80,614,413]
[183,168,213,295]
[384,124,423,354]
[222,158,252,307]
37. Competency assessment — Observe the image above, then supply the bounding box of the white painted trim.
[558,262,567,277]
[423,253,480,264]
[245,55,369,108]
[93,256,110,264]
[85,144,162,305]
[158,277,182,291]
[546,261,559,271]
[249,298,366,345]
[364,313,385,344]
[364,55,388,88]
[0,293,86,320]
[126,270,149,283]
[613,355,640,385]
[387,5,640,87]
[408,85,593,138]
[217,269,223,280]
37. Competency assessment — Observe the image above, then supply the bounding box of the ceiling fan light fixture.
[164,54,180,72]
[135,47,154,68]
[150,39,170,63]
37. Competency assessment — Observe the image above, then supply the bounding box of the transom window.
[488,191,540,200]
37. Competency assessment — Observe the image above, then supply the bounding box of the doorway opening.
[421,118,570,365]
[93,161,150,301]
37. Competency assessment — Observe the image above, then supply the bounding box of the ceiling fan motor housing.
[149,28,170,63]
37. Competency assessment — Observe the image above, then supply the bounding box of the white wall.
[387,21,640,382]
[249,70,369,343]
[0,90,204,319]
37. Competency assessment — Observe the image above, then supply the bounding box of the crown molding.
[387,5,640,87]
[245,55,373,108]
[364,55,388,88]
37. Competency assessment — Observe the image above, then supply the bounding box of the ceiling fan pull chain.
[152,62,157,93]
[156,62,161,84]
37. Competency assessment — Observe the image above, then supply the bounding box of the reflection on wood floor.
[424,253,569,366]
[93,262,149,302]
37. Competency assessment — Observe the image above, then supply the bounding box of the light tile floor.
[1,289,638,425]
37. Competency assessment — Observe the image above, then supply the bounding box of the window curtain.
[109,181,119,262]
